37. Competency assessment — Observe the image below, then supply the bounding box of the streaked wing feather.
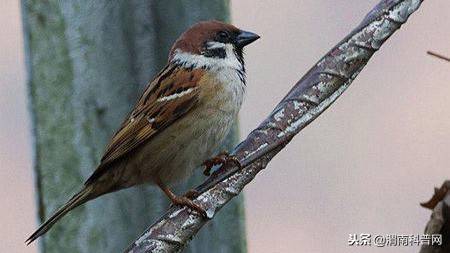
[85,65,204,184]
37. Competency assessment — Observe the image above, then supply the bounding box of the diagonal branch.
[427,51,450,62]
[126,0,425,252]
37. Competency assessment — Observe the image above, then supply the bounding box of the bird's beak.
[236,30,260,48]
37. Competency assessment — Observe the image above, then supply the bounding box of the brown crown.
[169,20,240,59]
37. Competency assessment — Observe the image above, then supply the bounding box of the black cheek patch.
[204,47,226,59]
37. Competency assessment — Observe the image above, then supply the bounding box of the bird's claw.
[183,189,200,199]
[202,151,242,176]
[170,195,207,217]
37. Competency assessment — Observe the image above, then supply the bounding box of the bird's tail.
[25,185,94,245]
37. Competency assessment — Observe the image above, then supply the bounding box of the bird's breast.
[200,66,246,114]
[151,68,245,184]
[128,67,246,186]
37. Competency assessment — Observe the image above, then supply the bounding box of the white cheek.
[222,44,242,70]
[171,46,242,72]
[206,41,226,50]
[171,48,246,107]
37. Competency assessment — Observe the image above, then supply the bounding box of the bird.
[26,20,260,244]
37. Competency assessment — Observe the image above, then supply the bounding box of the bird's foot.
[157,180,207,217]
[183,189,200,199]
[170,194,207,217]
[202,151,242,176]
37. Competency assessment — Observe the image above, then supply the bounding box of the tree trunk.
[21,1,246,252]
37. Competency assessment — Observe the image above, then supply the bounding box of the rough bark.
[126,0,425,252]
[420,181,450,253]
[22,1,246,253]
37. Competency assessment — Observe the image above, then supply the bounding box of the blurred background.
[1,0,449,252]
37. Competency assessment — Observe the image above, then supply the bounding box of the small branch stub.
[420,181,450,253]
[427,51,450,62]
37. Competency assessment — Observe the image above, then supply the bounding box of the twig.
[427,51,450,62]
[419,181,450,253]
[421,181,450,209]
[126,0,425,252]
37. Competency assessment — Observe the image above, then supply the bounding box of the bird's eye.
[217,31,230,41]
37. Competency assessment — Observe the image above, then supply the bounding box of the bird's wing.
[85,65,205,184]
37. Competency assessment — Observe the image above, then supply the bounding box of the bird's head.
[169,20,260,70]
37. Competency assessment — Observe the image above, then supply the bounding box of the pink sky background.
[1,0,449,252]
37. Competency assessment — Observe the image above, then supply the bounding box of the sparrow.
[26,20,259,244]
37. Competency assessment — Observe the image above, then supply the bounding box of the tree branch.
[126,0,425,252]
[427,51,450,62]
[420,181,450,253]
